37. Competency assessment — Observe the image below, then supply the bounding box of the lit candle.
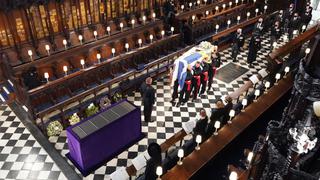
[171,27,175,35]
[264,5,268,13]
[177,149,184,165]
[215,24,219,33]
[205,10,209,16]
[264,81,270,94]
[255,8,259,16]
[44,72,49,82]
[78,35,83,45]
[125,43,129,52]
[138,38,142,47]
[235,0,239,6]
[149,34,154,43]
[96,53,101,63]
[241,98,248,112]
[80,59,85,69]
[305,48,311,56]
[302,25,306,32]
[229,1,232,8]
[28,50,33,61]
[189,2,192,9]
[284,66,290,77]
[214,121,221,136]
[45,45,50,56]
[227,19,231,28]
[247,152,254,164]
[93,30,98,40]
[111,48,116,57]
[229,171,238,180]
[253,0,256,3]
[161,30,165,38]
[131,19,135,28]
[275,73,281,85]
[120,22,124,32]
[156,166,163,180]
[181,5,184,11]
[237,15,241,24]
[192,15,196,22]
[228,109,235,124]
[152,12,156,21]
[142,16,146,24]
[204,0,207,5]
[215,6,219,13]
[254,89,260,102]
[242,0,244,4]
[107,26,111,36]
[197,0,200,6]
[247,12,251,20]
[222,4,226,10]
[63,39,67,50]
[195,135,202,150]
[63,66,68,76]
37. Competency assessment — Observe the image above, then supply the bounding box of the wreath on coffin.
[99,96,111,109]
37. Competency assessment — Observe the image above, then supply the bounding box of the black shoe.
[176,102,181,107]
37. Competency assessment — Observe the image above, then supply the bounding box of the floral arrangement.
[47,121,63,137]
[69,113,80,126]
[199,41,213,50]
[111,92,123,103]
[99,96,111,109]
[85,103,99,117]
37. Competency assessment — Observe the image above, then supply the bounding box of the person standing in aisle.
[208,45,221,92]
[170,79,179,105]
[247,33,262,67]
[140,77,156,122]
[231,28,244,62]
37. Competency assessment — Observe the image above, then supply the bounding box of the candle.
[161,30,165,38]
[247,12,251,20]
[78,35,83,44]
[131,19,135,28]
[28,50,33,61]
[80,59,85,69]
[44,72,49,82]
[255,8,259,16]
[107,26,111,36]
[93,30,98,40]
[171,27,175,35]
[120,22,124,32]
[45,45,50,56]
[63,66,68,76]
[152,12,156,21]
[111,48,116,57]
[142,16,146,24]
[138,39,142,47]
[241,98,248,112]
[237,16,241,24]
[149,34,154,43]
[96,53,101,63]
[228,109,235,124]
[125,43,129,52]
[63,39,67,49]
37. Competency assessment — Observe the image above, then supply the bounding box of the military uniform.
[191,65,202,101]
[231,32,244,62]
[208,52,221,91]
[177,69,193,106]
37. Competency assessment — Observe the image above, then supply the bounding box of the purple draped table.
[66,100,143,176]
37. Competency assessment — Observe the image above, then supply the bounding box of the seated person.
[205,100,225,138]
[193,108,209,141]
[144,142,162,180]
[222,96,233,125]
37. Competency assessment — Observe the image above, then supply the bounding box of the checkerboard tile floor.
[0,105,67,180]
[47,32,288,179]
[0,32,288,180]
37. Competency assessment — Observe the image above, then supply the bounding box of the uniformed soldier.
[176,65,193,107]
[208,45,221,91]
[288,12,301,40]
[247,33,261,67]
[199,57,210,95]
[270,21,282,50]
[191,61,202,102]
[231,28,244,62]
[170,79,179,105]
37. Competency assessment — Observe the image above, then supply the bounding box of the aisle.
[48,32,286,179]
[0,105,67,180]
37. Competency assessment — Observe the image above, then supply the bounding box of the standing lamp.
[275,73,281,85]
[255,8,259,16]
[111,48,116,57]
[284,66,290,77]
[107,26,111,36]
[195,135,202,150]
[156,166,163,180]
[228,109,235,124]
[214,121,221,136]
[138,39,142,47]
[97,53,101,64]
[28,50,33,61]
[241,98,248,112]
[247,12,250,20]
[63,39,68,50]
[215,24,219,34]
[63,66,68,76]
[44,72,49,83]
[78,35,83,45]
[254,89,260,102]
[229,171,238,180]
[45,45,50,56]
[80,59,85,69]
[177,149,184,165]
[93,30,98,40]
[237,16,241,24]
[264,81,270,94]
[120,23,124,32]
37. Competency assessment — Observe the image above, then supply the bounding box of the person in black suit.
[140,77,156,122]
[199,57,210,95]
[253,18,264,35]
[275,10,285,29]
[191,61,202,102]
[23,67,41,90]
[247,33,261,67]
[144,142,162,180]
[206,100,225,138]
[288,12,301,40]
[231,28,244,62]
[177,65,193,107]
[301,5,312,29]
[284,3,295,33]
[193,109,209,140]
[270,21,282,50]
[170,79,179,105]
[208,45,221,91]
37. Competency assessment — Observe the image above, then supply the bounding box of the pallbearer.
[199,57,210,95]
[270,21,282,50]
[231,28,244,62]
[208,45,221,91]
[247,33,261,67]
[191,61,202,102]
[177,65,193,107]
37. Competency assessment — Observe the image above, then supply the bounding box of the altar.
[66,100,143,176]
